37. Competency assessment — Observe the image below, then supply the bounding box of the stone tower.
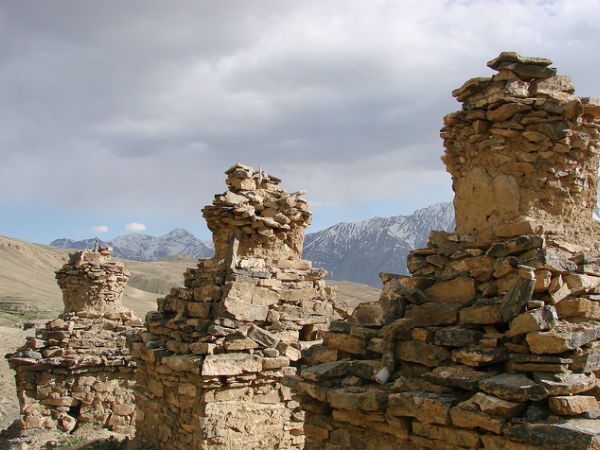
[7,247,142,434]
[130,164,337,449]
[294,53,600,450]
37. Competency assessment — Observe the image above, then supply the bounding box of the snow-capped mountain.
[303,202,455,287]
[50,228,214,262]
[51,203,456,286]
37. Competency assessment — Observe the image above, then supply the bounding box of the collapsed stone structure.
[130,164,337,449]
[292,52,600,450]
[7,247,142,434]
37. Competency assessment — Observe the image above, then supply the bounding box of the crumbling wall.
[444,51,600,244]
[293,53,600,450]
[130,164,337,449]
[7,247,142,435]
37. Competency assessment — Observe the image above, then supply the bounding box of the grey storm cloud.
[2,0,600,230]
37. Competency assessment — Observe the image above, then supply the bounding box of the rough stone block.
[425,277,476,305]
[527,324,600,355]
[387,391,457,425]
[326,388,388,411]
[405,302,462,327]
[451,347,508,367]
[504,419,600,450]
[460,303,503,325]
[549,396,599,416]
[506,305,558,337]
[201,353,262,376]
[479,373,548,402]
[423,365,492,391]
[395,340,450,367]
[412,421,481,448]
[533,372,597,396]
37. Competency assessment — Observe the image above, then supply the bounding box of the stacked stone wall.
[131,164,337,449]
[7,247,142,435]
[293,53,600,450]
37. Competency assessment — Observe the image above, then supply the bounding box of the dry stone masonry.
[7,247,142,435]
[292,52,600,450]
[130,164,337,449]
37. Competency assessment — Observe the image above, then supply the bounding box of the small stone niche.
[130,164,339,450]
[7,246,143,435]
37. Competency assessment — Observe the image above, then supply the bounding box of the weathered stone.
[405,302,462,327]
[451,347,508,367]
[433,327,483,347]
[507,353,571,374]
[479,373,548,402]
[506,305,558,337]
[505,420,600,450]
[468,392,525,418]
[527,324,600,355]
[324,332,366,355]
[8,246,141,435]
[327,388,388,411]
[301,360,351,382]
[425,277,476,305]
[557,298,600,321]
[395,340,450,367]
[571,342,600,372]
[487,52,553,70]
[412,421,481,448]
[201,353,262,376]
[501,277,535,322]
[460,302,503,325]
[351,302,384,326]
[424,366,492,391]
[534,372,597,396]
[388,392,457,425]
[248,324,280,348]
[450,405,505,434]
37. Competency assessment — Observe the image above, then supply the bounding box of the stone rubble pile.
[444,51,600,245]
[292,52,600,450]
[130,164,338,450]
[7,247,142,435]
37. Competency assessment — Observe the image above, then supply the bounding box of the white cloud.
[2,0,600,241]
[125,222,147,232]
[90,225,108,233]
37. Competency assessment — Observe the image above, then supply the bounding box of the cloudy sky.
[2,0,600,244]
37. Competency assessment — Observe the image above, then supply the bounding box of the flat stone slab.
[388,391,458,425]
[534,372,597,396]
[479,373,548,402]
[505,419,600,450]
[423,365,493,391]
[487,52,553,70]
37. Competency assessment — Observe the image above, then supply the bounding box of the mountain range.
[51,203,456,287]
[303,202,455,286]
[51,228,214,262]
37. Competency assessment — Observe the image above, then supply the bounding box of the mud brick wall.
[130,164,338,450]
[293,53,600,450]
[7,247,142,435]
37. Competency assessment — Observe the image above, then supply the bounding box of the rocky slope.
[303,202,455,287]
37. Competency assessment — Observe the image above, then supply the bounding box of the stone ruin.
[130,163,338,449]
[7,246,142,435]
[292,52,600,450]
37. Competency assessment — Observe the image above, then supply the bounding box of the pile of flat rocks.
[130,164,338,450]
[444,51,600,246]
[292,53,600,450]
[7,247,142,435]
